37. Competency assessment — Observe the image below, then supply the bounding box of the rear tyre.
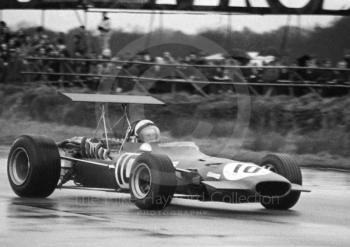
[130,152,176,210]
[260,154,302,210]
[7,135,61,197]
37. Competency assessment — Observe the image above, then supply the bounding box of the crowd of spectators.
[1,20,350,93]
[0,21,71,82]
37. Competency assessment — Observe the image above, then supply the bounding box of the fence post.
[41,10,46,28]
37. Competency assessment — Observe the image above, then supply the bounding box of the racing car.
[7,93,309,210]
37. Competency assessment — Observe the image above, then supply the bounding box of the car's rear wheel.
[130,152,176,210]
[7,135,61,197]
[260,154,302,210]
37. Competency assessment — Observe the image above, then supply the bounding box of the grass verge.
[1,118,349,170]
[0,118,94,145]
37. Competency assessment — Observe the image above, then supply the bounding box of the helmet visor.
[139,125,161,143]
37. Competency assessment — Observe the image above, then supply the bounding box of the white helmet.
[134,120,161,143]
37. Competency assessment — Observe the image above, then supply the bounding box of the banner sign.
[1,0,349,15]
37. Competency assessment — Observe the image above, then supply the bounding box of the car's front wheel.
[7,135,61,197]
[130,152,176,210]
[260,154,302,210]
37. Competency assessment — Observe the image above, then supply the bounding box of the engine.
[58,136,121,160]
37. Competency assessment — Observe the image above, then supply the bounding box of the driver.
[131,119,161,143]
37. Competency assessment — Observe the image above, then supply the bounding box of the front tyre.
[260,154,302,210]
[130,153,176,210]
[7,135,61,197]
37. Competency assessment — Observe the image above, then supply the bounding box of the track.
[1,155,350,247]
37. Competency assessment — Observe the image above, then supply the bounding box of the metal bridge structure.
[1,1,350,15]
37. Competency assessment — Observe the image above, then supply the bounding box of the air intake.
[256,181,291,197]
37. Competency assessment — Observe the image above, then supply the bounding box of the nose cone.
[216,161,292,197]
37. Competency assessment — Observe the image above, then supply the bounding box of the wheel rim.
[262,163,276,173]
[132,163,152,199]
[9,147,31,186]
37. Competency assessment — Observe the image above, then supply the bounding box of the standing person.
[344,50,350,84]
[0,21,10,44]
[0,54,6,83]
[334,60,348,84]
[344,49,350,69]
[97,49,117,92]
[98,12,112,52]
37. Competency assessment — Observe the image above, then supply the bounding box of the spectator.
[161,51,178,78]
[318,59,336,84]
[229,49,250,66]
[0,21,10,44]
[56,35,68,56]
[262,59,280,83]
[136,51,153,76]
[296,55,318,81]
[0,55,7,83]
[187,52,198,65]
[72,34,87,56]
[196,51,207,65]
[213,66,231,81]
[335,60,349,84]
[75,26,88,56]
[32,26,45,46]
[304,57,320,82]
[154,56,165,74]
[297,55,312,67]
[0,43,10,63]
[98,12,112,51]
[97,49,117,92]
[344,50,350,69]
[163,51,176,64]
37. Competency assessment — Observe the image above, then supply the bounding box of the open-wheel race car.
[7,93,309,210]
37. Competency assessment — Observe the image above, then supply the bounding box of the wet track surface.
[1,149,350,247]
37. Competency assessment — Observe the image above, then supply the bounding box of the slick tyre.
[260,154,302,210]
[130,152,176,210]
[7,135,61,197]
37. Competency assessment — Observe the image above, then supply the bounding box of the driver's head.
[134,120,160,143]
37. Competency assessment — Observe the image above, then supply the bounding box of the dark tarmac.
[1,149,350,247]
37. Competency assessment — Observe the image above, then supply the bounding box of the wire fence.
[19,56,350,96]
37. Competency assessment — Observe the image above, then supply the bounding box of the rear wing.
[62,93,165,105]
